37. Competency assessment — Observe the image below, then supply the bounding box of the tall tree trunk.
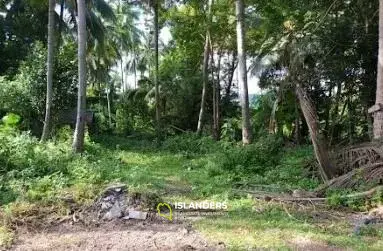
[57,0,65,47]
[296,85,335,181]
[120,59,125,92]
[211,48,217,139]
[369,0,383,140]
[268,91,280,134]
[41,0,56,142]
[225,52,237,99]
[134,51,138,89]
[107,86,112,128]
[235,0,252,144]
[329,81,342,146]
[72,0,87,153]
[154,0,160,137]
[294,100,301,144]
[197,0,213,135]
[211,46,221,140]
[214,51,222,140]
[324,84,333,140]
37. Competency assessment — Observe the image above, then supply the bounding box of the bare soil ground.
[10,221,225,251]
[8,210,368,251]
[5,186,375,250]
[10,222,346,251]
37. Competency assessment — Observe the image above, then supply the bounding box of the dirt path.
[11,222,224,251]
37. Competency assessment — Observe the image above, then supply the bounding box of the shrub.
[0,131,73,204]
[212,134,284,175]
[162,132,219,154]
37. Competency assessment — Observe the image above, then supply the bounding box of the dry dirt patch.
[11,221,223,251]
[7,184,225,251]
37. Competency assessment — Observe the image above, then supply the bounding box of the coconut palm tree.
[72,0,87,153]
[41,0,56,142]
[235,0,252,144]
[197,0,213,135]
[369,0,383,140]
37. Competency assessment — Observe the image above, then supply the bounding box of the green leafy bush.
[162,132,219,154]
[210,134,284,175]
[0,42,77,135]
[0,131,74,204]
[0,113,21,134]
[221,118,241,142]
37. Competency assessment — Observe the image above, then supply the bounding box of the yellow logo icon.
[157,203,173,221]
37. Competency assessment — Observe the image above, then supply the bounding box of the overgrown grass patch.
[0,132,382,250]
[194,198,381,250]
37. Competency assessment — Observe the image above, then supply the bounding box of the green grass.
[0,132,382,250]
[195,198,383,250]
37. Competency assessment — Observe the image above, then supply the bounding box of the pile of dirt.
[72,184,166,225]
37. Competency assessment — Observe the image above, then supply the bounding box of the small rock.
[181,244,196,251]
[101,202,112,210]
[103,203,122,220]
[102,195,114,202]
[181,228,189,235]
[128,210,148,220]
[104,184,126,193]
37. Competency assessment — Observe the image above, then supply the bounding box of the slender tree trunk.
[107,87,112,128]
[197,33,210,135]
[41,0,56,142]
[329,81,342,145]
[120,59,125,92]
[134,51,138,89]
[369,0,383,140]
[154,0,161,137]
[134,67,137,89]
[215,51,222,140]
[211,48,217,139]
[236,0,252,144]
[324,84,333,140]
[211,46,221,140]
[72,0,87,153]
[57,0,65,47]
[268,91,280,134]
[296,85,335,181]
[197,0,213,135]
[225,52,237,98]
[294,100,301,144]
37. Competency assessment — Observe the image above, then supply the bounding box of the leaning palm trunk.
[235,0,252,144]
[72,0,87,153]
[197,0,213,135]
[41,0,56,142]
[197,33,210,135]
[369,0,383,140]
[296,85,335,181]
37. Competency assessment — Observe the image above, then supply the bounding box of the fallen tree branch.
[170,125,187,133]
[315,162,383,195]
[234,186,383,204]
[342,186,383,199]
